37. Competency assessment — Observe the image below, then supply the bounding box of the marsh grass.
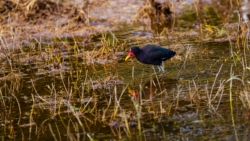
[1,1,250,140]
[0,19,126,139]
[0,31,243,141]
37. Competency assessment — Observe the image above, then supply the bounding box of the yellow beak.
[125,55,130,61]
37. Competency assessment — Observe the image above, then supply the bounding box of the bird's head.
[125,46,140,61]
[125,48,135,61]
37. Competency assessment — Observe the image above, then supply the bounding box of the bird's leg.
[162,62,165,71]
[157,65,165,73]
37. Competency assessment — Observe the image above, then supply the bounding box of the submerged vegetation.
[0,0,250,140]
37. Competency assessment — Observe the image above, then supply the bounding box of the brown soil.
[0,0,144,43]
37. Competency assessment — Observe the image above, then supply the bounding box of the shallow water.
[1,0,250,141]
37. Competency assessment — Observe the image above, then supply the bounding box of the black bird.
[125,45,176,72]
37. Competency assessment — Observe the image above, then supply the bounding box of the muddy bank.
[0,0,145,42]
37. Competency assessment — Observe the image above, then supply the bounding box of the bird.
[125,45,176,72]
[149,0,173,32]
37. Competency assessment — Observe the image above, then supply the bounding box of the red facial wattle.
[125,49,135,61]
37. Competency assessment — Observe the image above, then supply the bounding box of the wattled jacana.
[125,45,176,72]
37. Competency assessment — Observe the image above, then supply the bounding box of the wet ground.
[1,0,250,141]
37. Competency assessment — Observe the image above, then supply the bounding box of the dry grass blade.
[26,0,37,11]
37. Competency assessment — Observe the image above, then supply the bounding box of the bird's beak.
[125,55,130,61]
[125,50,134,61]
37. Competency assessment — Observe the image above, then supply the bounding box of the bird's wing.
[147,47,168,60]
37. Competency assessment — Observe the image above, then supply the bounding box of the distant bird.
[148,0,172,20]
[125,45,176,72]
[149,0,173,32]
